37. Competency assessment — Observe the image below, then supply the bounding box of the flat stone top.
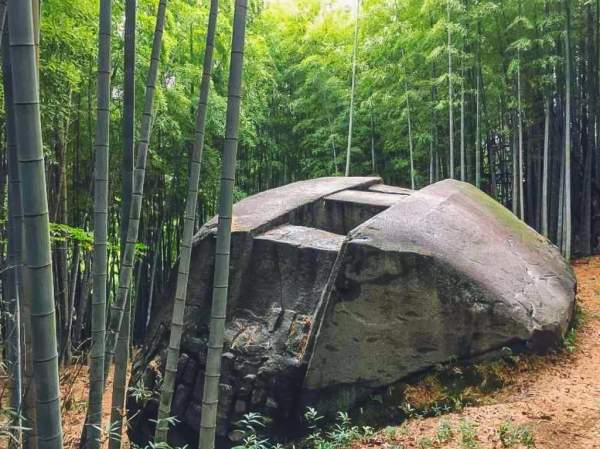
[325,189,405,208]
[351,179,575,331]
[256,224,345,252]
[200,177,381,235]
[367,184,414,195]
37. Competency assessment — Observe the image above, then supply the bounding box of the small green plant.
[128,416,184,449]
[417,436,433,448]
[563,305,586,353]
[459,420,480,449]
[304,407,326,447]
[232,413,272,449]
[128,380,155,406]
[328,412,363,446]
[436,420,453,442]
[130,440,188,449]
[399,402,420,418]
[303,408,373,449]
[449,393,468,412]
[498,421,535,448]
[563,327,577,353]
[383,425,397,439]
[230,408,374,449]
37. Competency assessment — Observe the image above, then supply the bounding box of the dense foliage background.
[0,0,595,344]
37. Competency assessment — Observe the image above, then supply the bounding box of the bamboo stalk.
[154,1,219,442]
[345,0,360,176]
[198,1,248,447]
[8,0,64,447]
[84,0,113,446]
[3,21,23,448]
[104,0,168,376]
[107,0,137,446]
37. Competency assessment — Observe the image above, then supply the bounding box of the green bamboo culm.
[105,0,168,376]
[562,0,572,259]
[3,22,23,448]
[344,0,359,176]
[198,0,248,447]
[84,0,113,447]
[120,0,136,251]
[154,0,219,443]
[108,296,131,449]
[0,0,7,46]
[108,0,136,448]
[7,0,64,448]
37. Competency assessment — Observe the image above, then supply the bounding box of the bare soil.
[60,363,129,449]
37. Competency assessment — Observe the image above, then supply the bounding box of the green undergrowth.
[562,303,585,353]
[351,350,530,428]
[384,418,535,449]
[231,409,374,449]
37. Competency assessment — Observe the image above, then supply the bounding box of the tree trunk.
[488,137,497,197]
[198,1,248,447]
[54,109,70,366]
[328,116,338,175]
[0,1,7,48]
[121,0,136,250]
[563,0,572,259]
[345,0,360,176]
[64,243,80,364]
[3,23,22,447]
[460,58,465,182]
[512,126,518,215]
[8,0,64,447]
[475,18,481,188]
[542,97,550,237]
[447,0,454,179]
[370,107,376,174]
[108,296,131,449]
[581,3,594,255]
[84,0,113,445]
[145,236,160,329]
[107,0,136,445]
[517,51,525,220]
[105,0,168,375]
[405,78,415,189]
[154,2,218,441]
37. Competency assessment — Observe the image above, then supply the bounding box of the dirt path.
[358,256,600,449]
[60,364,128,449]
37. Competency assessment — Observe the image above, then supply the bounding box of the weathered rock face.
[302,180,576,413]
[129,177,575,447]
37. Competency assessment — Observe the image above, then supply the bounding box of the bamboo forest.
[0,0,599,448]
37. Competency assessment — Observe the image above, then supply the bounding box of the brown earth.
[356,256,600,449]
[60,363,130,449]
[0,358,129,449]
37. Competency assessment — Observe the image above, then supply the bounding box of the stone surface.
[303,180,576,413]
[367,184,413,195]
[128,177,575,448]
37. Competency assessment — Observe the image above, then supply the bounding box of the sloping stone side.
[130,177,389,446]
[303,180,576,413]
